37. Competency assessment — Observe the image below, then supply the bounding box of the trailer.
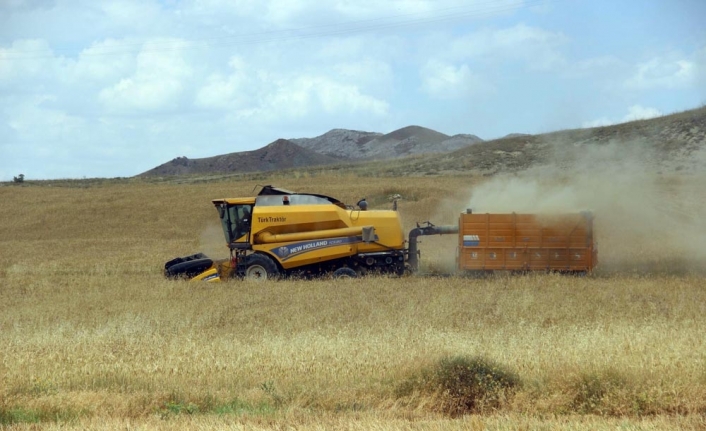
[456,211,597,274]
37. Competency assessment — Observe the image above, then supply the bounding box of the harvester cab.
[214,198,256,249]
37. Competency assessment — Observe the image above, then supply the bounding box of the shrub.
[569,370,627,415]
[398,355,520,416]
[434,356,520,415]
[0,407,82,425]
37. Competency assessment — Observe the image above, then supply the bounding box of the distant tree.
[13,174,24,183]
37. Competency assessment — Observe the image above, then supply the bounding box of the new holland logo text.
[290,240,328,254]
[258,216,287,223]
[271,237,354,261]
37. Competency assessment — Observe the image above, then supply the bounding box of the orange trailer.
[457,211,597,273]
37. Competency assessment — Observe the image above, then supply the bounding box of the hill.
[139,106,705,178]
[369,106,706,176]
[139,139,342,177]
[359,126,482,159]
[289,129,382,159]
[141,125,484,176]
[290,126,482,160]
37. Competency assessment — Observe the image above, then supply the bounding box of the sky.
[1,0,704,180]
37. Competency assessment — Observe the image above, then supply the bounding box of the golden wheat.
[1,175,705,429]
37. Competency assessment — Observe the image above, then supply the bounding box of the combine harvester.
[165,185,596,281]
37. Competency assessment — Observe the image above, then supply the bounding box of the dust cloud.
[199,224,229,259]
[466,140,706,275]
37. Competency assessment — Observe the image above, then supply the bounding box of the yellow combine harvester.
[165,185,597,281]
[164,185,408,281]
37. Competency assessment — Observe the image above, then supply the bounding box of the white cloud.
[410,23,568,104]
[498,24,567,70]
[69,39,136,83]
[100,1,157,21]
[621,105,662,122]
[333,58,393,90]
[2,94,88,180]
[420,60,490,99]
[99,1,167,33]
[314,78,389,115]
[0,39,55,82]
[6,95,86,140]
[264,0,309,24]
[99,40,194,111]
[257,0,523,26]
[582,104,662,128]
[193,53,390,120]
[257,74,389,119]
[626,57,696,90]
[581,117,613,128]
[444,24,567,70]
[195,56,250,110]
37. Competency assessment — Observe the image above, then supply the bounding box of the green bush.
[0,407,82,425]
[435,356,520,415]
[158,392,276,419]
[398,355,520,416]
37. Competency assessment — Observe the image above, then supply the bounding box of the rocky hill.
[139,106,705,177]
[139,139,341,177]
[356,126,482,159]
[290,126,482,160]
[380,106,706,176]
[289,129,382,159]
[356,125,448,159]
[141,125,484,176]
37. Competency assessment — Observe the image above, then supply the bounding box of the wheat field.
[1,174,705,430]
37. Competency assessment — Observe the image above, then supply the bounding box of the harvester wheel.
[244,254,279,281]
[332,267,358,279]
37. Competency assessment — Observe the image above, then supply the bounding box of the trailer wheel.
[332,267,358,279]
[244,254,279,281]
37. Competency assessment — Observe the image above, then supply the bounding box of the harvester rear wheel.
[332,267,358,279]
[244,254,279,281]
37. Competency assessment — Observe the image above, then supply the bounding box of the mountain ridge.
[139,124,484,176]
[140,138,341,177]
[138,106,706,177]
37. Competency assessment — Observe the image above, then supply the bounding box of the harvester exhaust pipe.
[407,222,459,272]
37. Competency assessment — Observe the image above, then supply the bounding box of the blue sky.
[1,0,704,180]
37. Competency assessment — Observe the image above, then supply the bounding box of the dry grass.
[1,175,705,429]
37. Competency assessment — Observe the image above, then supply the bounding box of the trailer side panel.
[458,212,596,273]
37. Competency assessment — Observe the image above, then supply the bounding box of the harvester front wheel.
[244,254,280,281]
